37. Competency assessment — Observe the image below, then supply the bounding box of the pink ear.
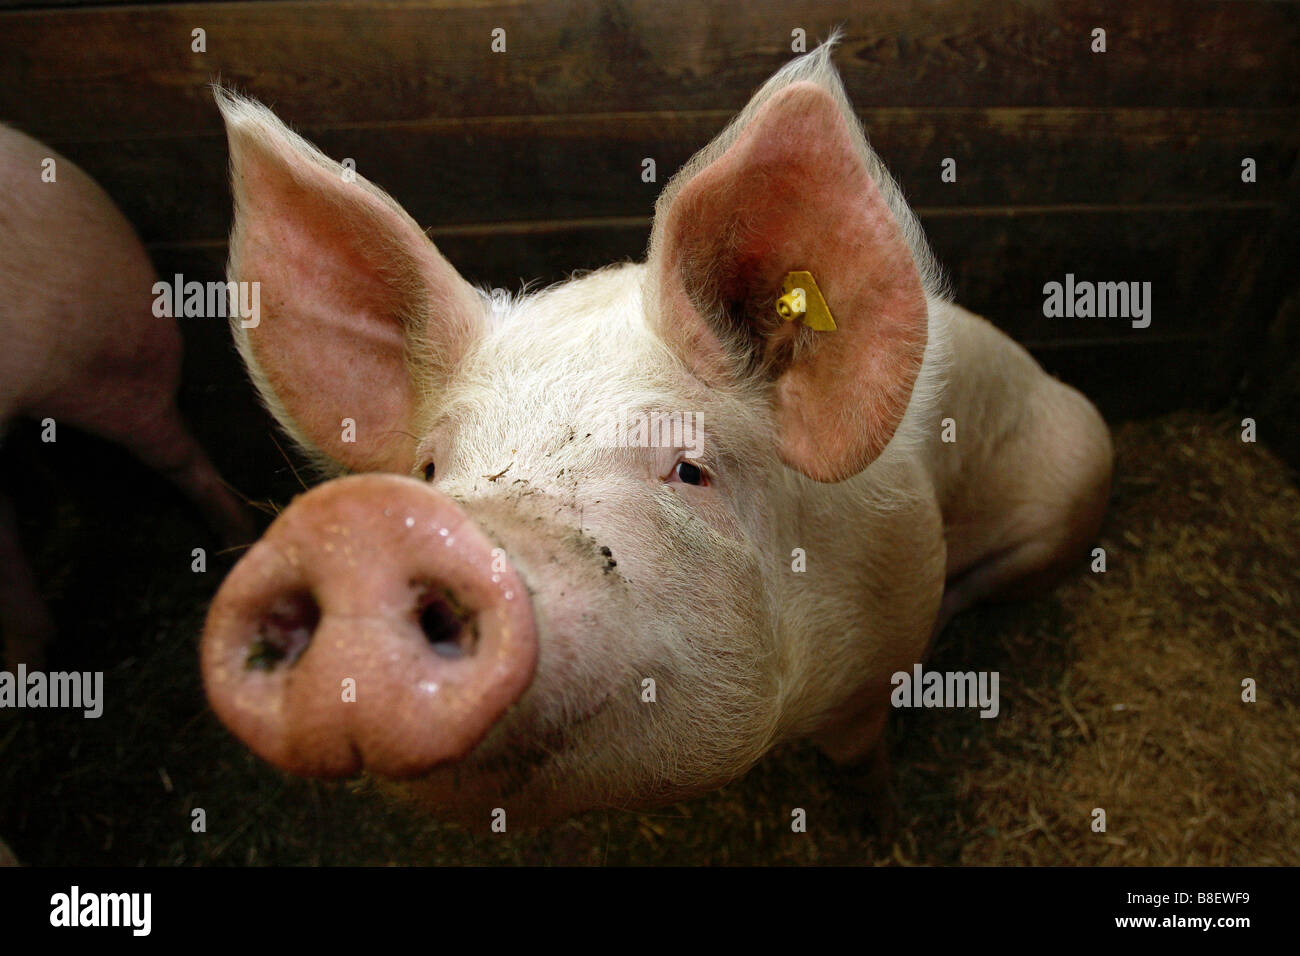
[651,80,929,482]
[218,90,482,473]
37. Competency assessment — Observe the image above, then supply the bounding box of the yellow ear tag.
[775,271,837,331]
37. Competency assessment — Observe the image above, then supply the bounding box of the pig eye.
[670,460,708,487]
[422,462,436,481]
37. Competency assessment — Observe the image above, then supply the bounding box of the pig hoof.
[816,748,900,837]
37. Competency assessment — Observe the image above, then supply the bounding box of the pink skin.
[0,124,254,665]
[201,447,769,823]
[202,475,537,778]
[200,46,1112,824]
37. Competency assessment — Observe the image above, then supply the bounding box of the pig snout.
[200,474,538,779]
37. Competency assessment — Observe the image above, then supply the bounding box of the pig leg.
[852,738,899,836]
[105,404,255,549]
[45,373,255,549]
[811,700,899,832]
[0,490,54,667]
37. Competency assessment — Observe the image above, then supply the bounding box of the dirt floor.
[1,409,1296,865]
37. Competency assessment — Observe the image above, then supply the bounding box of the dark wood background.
[2,0,1297,459]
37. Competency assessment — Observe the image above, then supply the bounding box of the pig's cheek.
[524,596,606,686]
[472,532,634,710]
[682,490,751,543]
[650,487,766,590]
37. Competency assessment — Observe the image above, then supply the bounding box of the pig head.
[201,43,1110,823]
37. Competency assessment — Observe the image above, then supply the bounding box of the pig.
[0,124,253,666]
[200,41,1112,825]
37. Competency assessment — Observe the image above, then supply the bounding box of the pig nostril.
[415,587,478,659]
[246,592,320,671]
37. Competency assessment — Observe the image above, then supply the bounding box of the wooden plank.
[2,1,1297,141]
[0,0,146,7]
[38,107,1299,244]
[1030,337,1232,420]
[923,206,1268,344]
[146,204,1268,348]
[0,1,168,7]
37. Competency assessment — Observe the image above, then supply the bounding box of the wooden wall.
[2,0,1297,435]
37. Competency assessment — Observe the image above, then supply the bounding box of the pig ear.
[647,48,934,482]
[215,88,483,474]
